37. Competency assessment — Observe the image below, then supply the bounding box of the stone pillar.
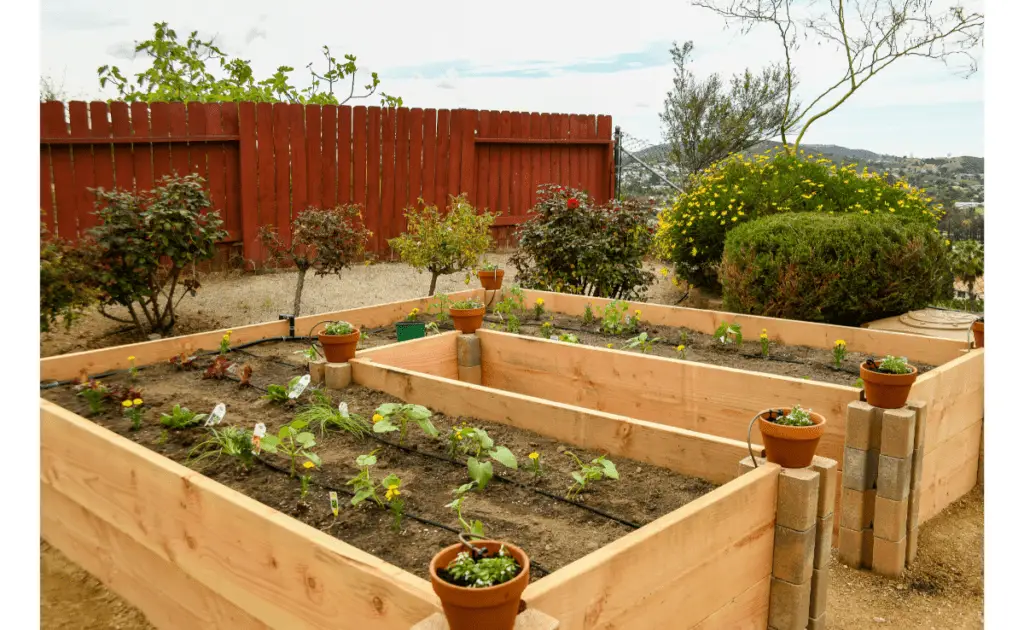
[872,407,916,576]
[324,362,352,390]
[837,401,880,569]
[808,456,837,630]
[904,400,928,564]
[309,360,326,386]
[456,334,482,385]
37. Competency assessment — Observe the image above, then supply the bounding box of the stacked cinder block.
[456,334,482,384]
[838,400,927,576]
[309,360,326,385]
[324,362,352,389]
[739,455,835,630]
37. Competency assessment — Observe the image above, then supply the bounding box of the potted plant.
[859,355,918,409]
[396,308,426,342]
[449,299,486,334]
[476,262,505,291]
[316,321,360,363]
[757,406,826,468]
[429,538,530,630]
[971,316,984,348]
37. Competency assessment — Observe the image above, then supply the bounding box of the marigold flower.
[528,452,539,460]
[606,343,614,349]
[303,461,316,469]
[834,339,846,348]
[128,355,136,362]
[659,268,669,277]
[372,413,384,423]
[385,484,401,501]
[122,400,132,408]
[676,344,685,352]
[535,298,544,306]
[133,398,143,406]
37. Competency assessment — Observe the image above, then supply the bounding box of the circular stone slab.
[898,309,976,331]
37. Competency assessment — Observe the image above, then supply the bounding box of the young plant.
[347,451,384,507]
[832,339,847,368]
[127,355,139,379]
[627,309,642,331]
[766,406,816,427]
[121,398,145,430]
[383,474,405,532]
[238,363,253,387]
[446,482,486,537]
[526,451,543,477]
[564,451,619,500]
[188,426,255,469]
[76,380,109,415]
[538,320,554,339]
[219,329,232,355]
[441,545,521,588]
[451,298,484,310]
[406,307,421,321]
[493,292,525,333]
[260,419,322,477]
[428,293,453,322]
[159,404,207,430]
[372,403,439,445]
[425,321,441,335]
[557,333,579,344]
[714,322,743,345]
[170,352,198,370]
[622,332,661,354]
[299,460,316,500]
[598,300,631,335]
[449,426,518,490]
[323,320,355,335]
[295,390,372,438]
[676,344,687,359]
[583,303,594,324]
[203,356,233,380]
[873,355,912,375]
[533,297,545,318]
[760,329,770,358]
[296,345,320,361]
[263,376,304,404]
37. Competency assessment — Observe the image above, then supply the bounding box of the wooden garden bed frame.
[40,291,788,629]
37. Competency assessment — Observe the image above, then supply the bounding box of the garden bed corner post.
[456,334,482,385]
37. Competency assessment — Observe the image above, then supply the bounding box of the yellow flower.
[303,461,316,469]
[528,452,539,460]
[535,298,544,306]
[128,355,136,362]
[606,343,614,349]
[372,413,384,424]
[834,339,846,348]
[634,310,641,318]
[385,484,401,501]
[133,398,143,406]
[731,216,738,222]
[676,344,685,352]
[121,400,132,408]
[659,268,669,277]
[760,332,768,340]
[410,308,419,316]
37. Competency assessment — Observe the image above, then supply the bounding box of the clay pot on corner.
[859,361,918,409]
[317,329,360,363]
[971,319,984,349]
[758,408,827,469]
[450,306,486,334]
[429,541,530,630]
[477,269,505,291]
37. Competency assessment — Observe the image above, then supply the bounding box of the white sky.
[40,0,984,157]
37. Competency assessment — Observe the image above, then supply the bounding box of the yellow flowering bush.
[655,147,944,287]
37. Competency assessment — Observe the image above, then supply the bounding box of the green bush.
[509,185,655,299]
[655,147,944,288]
[40,220,97,332]
[720,213,952,326]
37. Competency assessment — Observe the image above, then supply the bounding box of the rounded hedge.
[654,147,944,288]
[720,212,953,326]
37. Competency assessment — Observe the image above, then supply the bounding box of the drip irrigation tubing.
[253,454,551,576]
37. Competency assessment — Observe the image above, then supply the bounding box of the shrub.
[720,212,952,326]
[260,204,371,315]
[388,194,496,296]
[86,173,227,335]
[509,185,656,299]
[655,147,944,288]
[948,239,984,303]
[40,220,97,332]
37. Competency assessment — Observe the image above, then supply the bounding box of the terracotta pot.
[972,320,984,349]
[859,362,918,409]
[450,307,486,334]
[430,541,530,630]
[317,329,360,363]
[758,408,827,468]
[477,270,505,291]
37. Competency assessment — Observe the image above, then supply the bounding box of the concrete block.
[842,446,879,492]
[838,526,873,569]
[872,536,907,577]
[814,514,834,569]
[458,364,482,385]
[810,456,838,518]
[324,362,352,390]
[908,487,922,531]
[807,613,828,630]
[846,401,882,450]
[412,609,559,630]
[873,496,909,542]
[840,487,875,530]
[738,455,768,477]
[773,524,815,584]
[907,526,920,564]
[777,467,820,531]
[905,399,928,450]
[308,360,326,385]
[456,334,481,367]
[881,408,917,458]
[809,567,830,618]
[768,577,811,630]
[910,447,924,490]
[877,454,912,501]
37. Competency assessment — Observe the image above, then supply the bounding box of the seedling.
[76,380,109,415]
[263,376,304,404]
[598,300,634,335]
[188,426,255,469]
[299,460,316,500]
[493,292,525,333]
[295,390,372,438]
[448,425,518,490]
[169,352,197,370]
[127,355,138,380]
[384,475,405,532]
[446,482,486,537]
[406,307,421,321]
[565,451,619,500]
[372,403,439,445]
[832,339,847,368]
[219,329,233,355]
[676,344,687,359]
[538,320,554,338]
[765,406,816,427]
[628,309,642,330]
[296,345,320,361]
[583,303,594,324]
[451,298,484,310]
[760,329,770,358]
[260,419,322,477]
[425,321,441,335]
[441,545,520,588]
[238,363,253,387]
[557,333,579,344]
[428,293,453,322]
[122,398,145,431]
[853,377,865,388]
[622,332,661,353]
[347,450,384,507]
[203,356,233,380]
[159,404,207,430]
[872,355,912,374]
[714,322,743,345]
[526,451,543,477]
[533,297,545,318]
[324,321,355,336]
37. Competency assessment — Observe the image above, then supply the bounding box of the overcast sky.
[40,0,984,158]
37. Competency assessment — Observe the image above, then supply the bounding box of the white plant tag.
[329,491,340,517]
[288,374,311,399]
[338,401,349,418]
[253,422,267,438]
[227,362,240,375]
[205,403,226,426]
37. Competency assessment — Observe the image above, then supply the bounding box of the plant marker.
[338,401,349,417]
[288,374,311,399]
[330,491,340,517]
[205,403,226,427]
[252,422,267,454]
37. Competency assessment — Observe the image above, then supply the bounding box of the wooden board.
[477,329,857,464]
[909,350,984,454]
[692,575,770,630]
[919,420,982,523]
[356,331,459,381]
[41,401,440,629]
[513,289,967,367]
[349,359,752,485]
[522,464,778,630]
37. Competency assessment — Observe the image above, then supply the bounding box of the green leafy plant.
[583,303,595,324]
[263,376,303,404]
[388,195,497,296]
[538,320,554,339]
[557,333,580,344]
[565,451,619,500]
[598,300,635,335]
[260,419,322,477]
[448,426,518,490]
[295,390,371,438]
[372,403,439,445]
[347,450,384,507]
[765,406,816,427]
[451,298,484,310]
[622,332,661,353]
[760,329,770,358]
[533,297,546,318]
[509,185,656,299]
[259,205,371,315]
[526,451,543,477]
[296,345,320,361]
[159,404,207,430]
[219,329,232,355]
[714,322,743,345]
[949,239,984,304]
[299,464,314,500]
[832,339,847,368]
[873,355,913,375]
[441,545,521,588]
[40,220,97,332]
[121,398,146,431]
[425,321,441,335]
[76,380,109,415]
[383,475,405,532]
[446,482,486,537]
[493,289,526,334]
[479,261,501,272]
[427,293,453,322]
[84,173,227,336]
[406,307,421,321]
[188,426,255,469]
[676,344,687,359]
[323,320,355,335]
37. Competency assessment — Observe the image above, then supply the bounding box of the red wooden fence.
[40,102,614,266]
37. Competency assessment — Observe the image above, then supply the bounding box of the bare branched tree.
[693,0,984,150]
[660,41,795,176]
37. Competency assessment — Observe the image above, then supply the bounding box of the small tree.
[86,174,227,336]
[949,239,984,305]
[388,195,496,296]
[40,219,97,332]
[260,205,371,315]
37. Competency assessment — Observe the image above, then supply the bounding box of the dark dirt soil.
[41,342,717,585]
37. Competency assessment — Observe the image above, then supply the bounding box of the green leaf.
[416,416,439,438]
[290,419,309,431]
[467,457,493,490]
[351,488,374,506]
[381,473,400,488]
[373,418,399,434]
[376,403,401,416]
[295,432,316,447]
[355,454,377,467]
[260,434,280,452]
[470,520,486,537]
[490,446,518,470]
[474,428,494,451]
[405,405,432,421]
[571,471,585,484]
[455,482,476,495]
[599,458,619,480]
[305,451,322,467]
